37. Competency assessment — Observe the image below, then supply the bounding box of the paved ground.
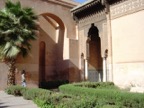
[0,91,38,108]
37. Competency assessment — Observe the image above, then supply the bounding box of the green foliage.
[5,85,27,96]
[23,88,52,100]
[59,82,120,98]
[74,81,119,89]
[0,0,38,86]
[5,83,144,108]
[0,0,38,59]
[59,82,144,108]
[34,98,55,108]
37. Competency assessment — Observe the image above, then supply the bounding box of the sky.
[74,0,87,3]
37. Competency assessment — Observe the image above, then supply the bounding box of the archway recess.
[87,23,102,81]
[39,13,68,86]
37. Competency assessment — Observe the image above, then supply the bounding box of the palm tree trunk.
[7,59,16,86]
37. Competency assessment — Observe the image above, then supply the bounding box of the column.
[103,57,107,82]
[105,1,113,82]
[81,53,85,81]
[84,59,88,81]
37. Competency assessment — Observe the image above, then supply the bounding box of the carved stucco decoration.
[78,10,106,28]
[111,0,144,19]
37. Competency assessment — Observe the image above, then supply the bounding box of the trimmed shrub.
[74,81,118,89]
[59,82,144,108]
[34,98,55,108]
[5,85,27,96]
[23,88,52,100]
[5,82,144,108]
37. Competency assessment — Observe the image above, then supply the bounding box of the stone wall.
[111,0,144,88]
[0,63,8,90]
[0,0,78,89]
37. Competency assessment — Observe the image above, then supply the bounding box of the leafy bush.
[74,81,119,89]
[60,83,115,96]
[5,85,27,96]
[59,82,144,108]
[23,88,52,100]
[5,83,144,108]
[34,98,54,108]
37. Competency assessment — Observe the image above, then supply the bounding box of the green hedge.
[5,85,52,100]
[5,85,107,108]
[5,85,27,96]
[5,83,144,108]
[74,82,119,89]
[59,82,144,108]
[23,88,52,100]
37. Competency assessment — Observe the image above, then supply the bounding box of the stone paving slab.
[0,91,38,108]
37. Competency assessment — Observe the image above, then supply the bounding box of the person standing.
[21,70,26,87]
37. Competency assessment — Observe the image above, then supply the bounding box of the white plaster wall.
[111,10,144,88]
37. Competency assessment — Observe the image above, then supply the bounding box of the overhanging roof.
[71,0,122,20]
[71,0,104,20]
[71,0,121,12]
[71,0,95,12]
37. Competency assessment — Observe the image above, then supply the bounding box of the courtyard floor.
[0,91,38,108]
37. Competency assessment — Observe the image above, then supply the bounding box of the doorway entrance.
[87,23,102,81]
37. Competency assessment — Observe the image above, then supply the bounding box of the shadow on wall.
[38,14,81,89]
[39,60,81,89]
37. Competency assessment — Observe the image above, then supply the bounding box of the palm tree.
[0,0,38,86]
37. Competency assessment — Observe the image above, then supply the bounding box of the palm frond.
[0,29,14,35]
[0,0,38,60]
[1,42,20,58]
[7,46,20,58]
[5,0,21,11]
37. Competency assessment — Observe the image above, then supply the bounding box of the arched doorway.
[87,23,102,81]
[39,41,46,87]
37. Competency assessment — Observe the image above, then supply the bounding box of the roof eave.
[71,0,95,12]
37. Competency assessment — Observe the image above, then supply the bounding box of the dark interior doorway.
[88,23,102,81]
